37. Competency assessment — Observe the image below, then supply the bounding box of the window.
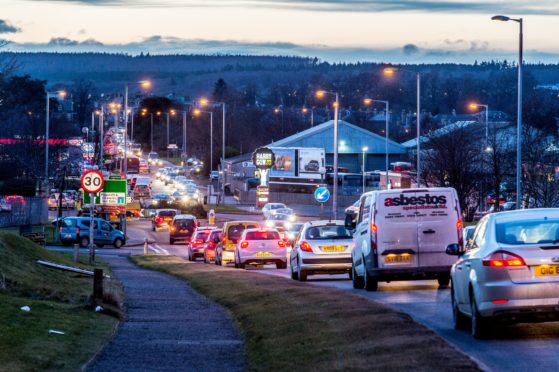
[496,219,559,245]
[471,218,488,249]
[159,210,176,217]
[228,224,259,241]
[101,221,112,231]
[357,195,372,224]
[245,231,280,240]
[305,225,352,240]
[194,231,210,241]
[174,219,195,228]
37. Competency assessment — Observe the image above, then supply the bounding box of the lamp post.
[199,98,226,203]
[95,110,104,167]
[302,106,315,127]
[45,90,66,181]
[193,109,214,172]
[364,98,390,188]
[124,80,150,175]
[492,15,523,208]
[316,90,340,219]
[274,106,284,135]
[361,146,368,193]
[384,67,421,186]
[468,103,490,142]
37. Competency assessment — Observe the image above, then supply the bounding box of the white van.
[347,187,462,291]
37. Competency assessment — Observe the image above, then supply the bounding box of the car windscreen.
[496,220,559,245]
[270,204,284,209]
[245,231,280,240]
[173,219,195,228]
[227,224,259,241]
[194,231,210,241]
[305,225,352,240]
[209,231,222,239]
[159,210,176,217]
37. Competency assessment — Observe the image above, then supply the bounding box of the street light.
[45,90,66,181]
[192,108,214,172]
[95,110,104,167]
[364,98,390,188]
[361,146,368,193]
[124,80,151,175]
[199,97,226,203]
[141,110,155,152]
[274,106,284,135]
[492,14,523,208]
[302,106,315,127]
[468,103,490,141]
[315,89,340,219]
[383,67,421,186]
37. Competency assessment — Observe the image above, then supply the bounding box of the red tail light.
[300,241,312,252]
[76,227,80,235]
[370,223,378,254]
[156,216,163,224]
[240,241,249,249]
[456,219,464,247]
[278,240,286,248]
[169,226,176,232]
[483,251,526,267]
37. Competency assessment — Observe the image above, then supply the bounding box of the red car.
[203,229,223,264]
[187,226,215,261]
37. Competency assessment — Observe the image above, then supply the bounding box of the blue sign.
[314,187,330,203]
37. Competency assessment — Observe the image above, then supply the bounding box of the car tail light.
[456,219,464,247]
[169,226,176,232]
[240,241,249,249]
[370,223,378,254]
[483,251,526,267]
[492,299,509,304]
[76,227,80,235]
[300,241,312,252]
[278,240,286,248]
[156,216,163,224]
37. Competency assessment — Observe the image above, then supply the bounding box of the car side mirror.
[344,214,356,230]
[446,243,464,256]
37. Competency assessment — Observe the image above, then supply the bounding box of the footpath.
[87,256,245,372]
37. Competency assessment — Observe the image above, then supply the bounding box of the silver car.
[447,208,559,339]
[290,220,354,281]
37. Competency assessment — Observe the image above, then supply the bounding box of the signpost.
[83,179,127,233]
[314,186,330,220]
[81,170,104,263]
[252,147,275,207]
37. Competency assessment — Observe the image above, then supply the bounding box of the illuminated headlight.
[193,192,199,197]
[151,200,158,205]
[158,160,163,165]
[193,161,198,165]
[288,215,296,222]
[182,195,190,202]
[287,233,295,240]
[266,220,274,228]
[156,172,161,177]
[284,222,292,229]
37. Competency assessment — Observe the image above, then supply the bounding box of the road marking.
[150,244,169,255]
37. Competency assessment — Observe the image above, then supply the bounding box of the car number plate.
[225,243,236,249]
[321,245,345,252]
[534,265,559,276]
[64,234,72,238]
[256,252,272,257]
[384,254,412,264]
[180,230,187,233]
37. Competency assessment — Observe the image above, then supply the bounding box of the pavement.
[87,255,245,372]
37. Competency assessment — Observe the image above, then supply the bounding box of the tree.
[71,79,96,127]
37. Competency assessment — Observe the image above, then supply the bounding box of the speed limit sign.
[81,170,105,194]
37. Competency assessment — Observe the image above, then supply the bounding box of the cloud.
[0,20,20,34]
[47,37,104,46]
[403,44,420,55]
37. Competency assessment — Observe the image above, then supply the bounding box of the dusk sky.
[2,0,559,63]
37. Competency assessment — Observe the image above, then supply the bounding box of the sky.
[1,0,559,63]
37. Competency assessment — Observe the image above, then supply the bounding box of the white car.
[290,221,354,281]
[262,203,289,219]
[234,228,287,269]
[447,208,559,338]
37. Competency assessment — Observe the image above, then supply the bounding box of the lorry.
[121,156,140,176]
[268,147,325,193]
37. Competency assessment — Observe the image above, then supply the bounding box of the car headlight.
[289,215,296,222]
[182,195,190,202]
[266,220,274,227]
[152,200,158,205]
[158,161,163,165]
[284,222,292,229]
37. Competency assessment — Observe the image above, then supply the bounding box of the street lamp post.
[199,98,226,203]
[193,109,214,172]
[492,15,523,208]
[166,112,170,159]
[364,98,390,188]
[469,103,490,142]
[361,146,368,193]
[302,106,315,127]
[274,107,284,135]
[316,90,340,219]
[124,80,150,175]
[95,110,104,167]
[45,90,66,182]
[384,68,421,186]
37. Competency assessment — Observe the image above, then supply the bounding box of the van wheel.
[438,275,450,288]
[169,239,174,245]
[363,264,378,292]
[79,237,89,248]
[113,238,124,249]
[352,265,364,289]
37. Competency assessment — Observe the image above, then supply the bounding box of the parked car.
[234,228,287,269]
[210,171,219,182]
[169,214,198,244]
[348,188,462,291]
[152,209,178,231]
[290,220,353,281]
[57,217,126,248]
[48,193,75,210]
[188,226,215,261]
[447,209,559,338]
[203,229,223,263]
[215,221,260,266]
[262,203,289,219]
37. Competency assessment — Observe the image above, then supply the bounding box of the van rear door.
[376,190,420,269]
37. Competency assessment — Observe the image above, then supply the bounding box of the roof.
[401,121,479,148]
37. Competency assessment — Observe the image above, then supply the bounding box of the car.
[348,187,462,291]
[290,220,353,281]
[57,217,126,248]
[344,199,360,222]
[0,198,12,212]
[203,229,223,263]
[3,195,25,204]
[234,228,287,269]
[304,160,320,172]
[152,209,178,231]
[147,151,159,165]
[150,193,172,208]
[169,214,198,244]
[48,193,75,210]
[215,221,261,266]
[187,226,215,261]
[265,213,296,229]
[262,203,289,219]
[447,208,559,338]
[133,184,151,199]
[210,171,219,182]
[139,158,149,174]
[285,223,304,245]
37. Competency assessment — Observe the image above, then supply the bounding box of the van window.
[101,221,112,231]
[358,195,371,224]
[228,224,259,241]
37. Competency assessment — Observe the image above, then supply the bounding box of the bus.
[325,172,380,195]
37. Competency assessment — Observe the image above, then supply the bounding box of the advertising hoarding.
[298,148,324,178]
[270,148,296,177]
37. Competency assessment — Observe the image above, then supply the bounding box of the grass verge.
[204,204,257,214]
[0,231,122,370]
[132,255,480,371]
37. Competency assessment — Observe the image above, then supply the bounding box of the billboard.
[270,148,296,177]
[298,148,324,177]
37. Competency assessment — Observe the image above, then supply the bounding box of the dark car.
[304,160,320,172]
[152,209,177,231]
[57,217,126,248]
[188,226,215,261]
[203,229,223,263]
[169,214,197,244]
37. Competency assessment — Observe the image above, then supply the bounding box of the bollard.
[93,268,103,305]
[73,243,80,263]
[144,237,148,255]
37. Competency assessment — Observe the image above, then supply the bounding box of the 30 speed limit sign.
[81,170,105,194]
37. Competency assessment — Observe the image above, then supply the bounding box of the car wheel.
[470,291,489,339]
[363,262,378,292]
[297,259,307,282]
[452,287,469,330]
[215,254,219,265]
[187,249,193,262]
[291,262,299,280]
[113,238,124,249]
[438,275,451,288]
[203,254,208,264]
[152,225,155,232]
[169,239,174,245]
[352,265,364,289]
[79,236,89,248]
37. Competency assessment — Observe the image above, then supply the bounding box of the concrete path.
[88,256,245,372]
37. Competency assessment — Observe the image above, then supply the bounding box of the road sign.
[314,187,330,203]
[84,180,127,206]
[81,170,105,194]
[252,147,275,170]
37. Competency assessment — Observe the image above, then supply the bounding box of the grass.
[0,231,122,370]
[204,204,257,214]
[132,255,480,372]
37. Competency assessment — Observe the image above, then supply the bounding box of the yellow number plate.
[384,254,412,264]
[534,265,559,276]
[256,252,272,257]
[225,243,236,250]
[321,245,345,252]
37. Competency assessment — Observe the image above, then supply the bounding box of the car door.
[353,194,371,275]
[100,221,113,244]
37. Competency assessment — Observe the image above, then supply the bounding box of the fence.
[0,197,49,228]
[234,190,357,208]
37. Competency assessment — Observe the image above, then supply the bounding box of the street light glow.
[315,90,326,98]
[192,108,201,116]
[363,98,373,105]
[139,80,152,89]
[274,108,281,113]
[383,68,396,76]
[199,98,209,107]
[362,146,369,152]
[491,15,510,22]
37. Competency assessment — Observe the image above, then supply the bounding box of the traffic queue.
[150,186,559,340]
